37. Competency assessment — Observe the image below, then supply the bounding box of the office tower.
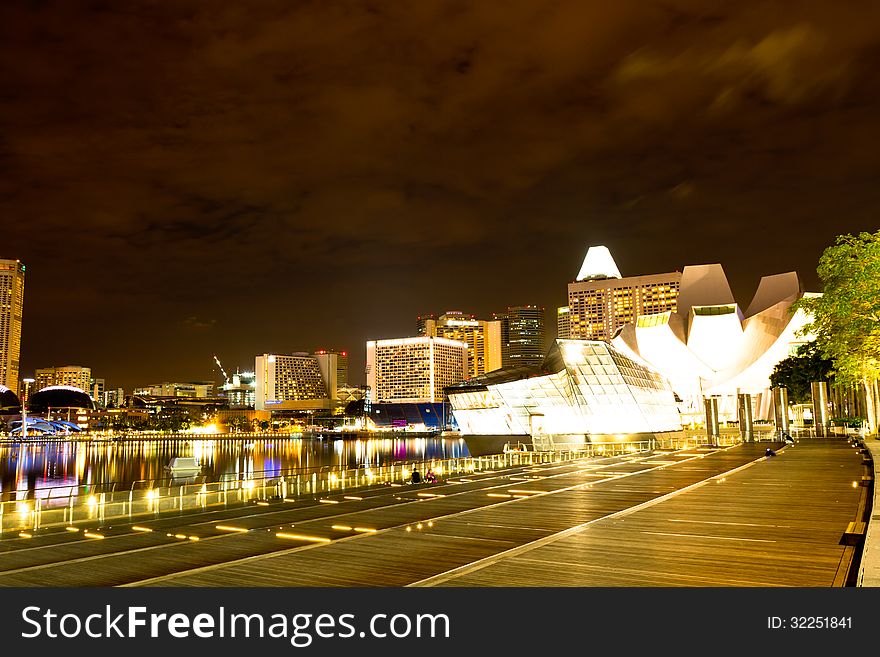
[254,353,336,411]
[91,377,105,404]
[313,351,342,402]
[315,349,349,386]
[0,259,25,395]
[418,311,502,377]
[35,365,92,393]
[365,336,468,403]
[557,306,571,339]
[567,245,680,341]
[494,306,545,368]
[103,387,125,408]
[416,314,437,337]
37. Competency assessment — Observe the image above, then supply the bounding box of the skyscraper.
[315,349,349,386]
[418,311,502,377]
[557,306,571,339]
[254,353,337,411]
[567,246,680,341]
[494,306,545,368]
[0,259,25,395]
[366,336,468,403]
[35,365,92,393]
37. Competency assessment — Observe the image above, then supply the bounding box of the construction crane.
[213,355,230,387]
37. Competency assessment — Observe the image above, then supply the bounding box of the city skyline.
[4,1,880,388]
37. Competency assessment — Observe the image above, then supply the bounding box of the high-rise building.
[254,353,337,411]
[418,311,502,378]
[35,365,92,393]
[103,387,125,408]
[0,259,25,395]
[91,377,105,405]
[315,349,349,386]
[416,314,437,337]
[366,336,468,403]
[557,306,571,339]
[494,306,545,368]
[567,245,680,341]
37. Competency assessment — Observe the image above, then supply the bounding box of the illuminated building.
[447,339,681,454]
[494,306,545,368]
[27,385,96,430]
[222,370,256,409]
[0,259,25,395]
[612,266,814,424]
[366,337,468,403]
[344,400,455,432]
[0,385,20,411]
[416,314,437,337]
[315,349,349,386]
[568,246,680,341]
[336,385,366,406]
[35,365,92,393]
[254,352,337,411]
[133,381,215,398]
[102,387,125,408]
[91,377,105,405]
[557,306,571,339]
[418,311,502,377]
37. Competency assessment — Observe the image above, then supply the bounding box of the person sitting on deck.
[425,469,437,484]
[410,469,422,484]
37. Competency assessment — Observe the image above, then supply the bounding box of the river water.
[0,434,470,497]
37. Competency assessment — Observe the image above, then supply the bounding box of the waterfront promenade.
[0,439,866,586]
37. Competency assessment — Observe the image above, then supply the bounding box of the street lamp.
[21,378,34,439]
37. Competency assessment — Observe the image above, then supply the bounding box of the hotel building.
[255,352,339,411]
[366,336,468,403]
[35,365,92,393]
[567,246,680,341]
[418,311,502,377]
[0,259,25,395]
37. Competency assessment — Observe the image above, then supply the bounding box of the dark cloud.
[2,0,879,387]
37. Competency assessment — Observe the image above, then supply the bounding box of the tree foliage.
[770,342,834,404]
[795,230,880,385]
[795,230,880,432]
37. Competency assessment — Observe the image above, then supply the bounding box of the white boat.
[166,457,201,474]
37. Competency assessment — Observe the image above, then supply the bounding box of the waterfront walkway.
[0,439,866,586]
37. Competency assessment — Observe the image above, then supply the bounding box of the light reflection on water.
[0,435,469,499]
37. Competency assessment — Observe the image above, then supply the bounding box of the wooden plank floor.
[428,439,867,587]
[0,440,862,587]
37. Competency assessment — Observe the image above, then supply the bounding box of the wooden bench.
[840,521,867,546]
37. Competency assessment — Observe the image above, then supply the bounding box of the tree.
[770,342,834,404]
[795,230,880,433]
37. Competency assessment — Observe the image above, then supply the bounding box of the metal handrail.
[0,439,672,534]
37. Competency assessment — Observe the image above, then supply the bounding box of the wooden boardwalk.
[0,440,866,587]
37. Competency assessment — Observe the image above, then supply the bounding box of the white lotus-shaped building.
[611,264,816,424]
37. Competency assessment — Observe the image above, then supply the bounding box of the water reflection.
[0,434,469,500]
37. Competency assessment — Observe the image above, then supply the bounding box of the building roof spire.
[576,245,622,281]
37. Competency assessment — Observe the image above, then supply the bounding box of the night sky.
[3,1,880,389]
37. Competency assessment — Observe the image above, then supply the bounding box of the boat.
[165,457,201,474]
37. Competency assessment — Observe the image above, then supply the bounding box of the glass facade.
[448,339,681,438]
